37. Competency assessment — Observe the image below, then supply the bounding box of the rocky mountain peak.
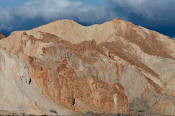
[0,19,175,115]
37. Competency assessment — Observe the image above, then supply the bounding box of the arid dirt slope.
[0,18,175,115]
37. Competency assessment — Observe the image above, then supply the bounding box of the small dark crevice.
[108,52,114,59]
[29,78,32,85]
[72,98,75,106]
[42,48,46,54]
[40,67,43,71]
[20,76,23,81]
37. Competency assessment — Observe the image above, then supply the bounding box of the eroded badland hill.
[0,18,175,115]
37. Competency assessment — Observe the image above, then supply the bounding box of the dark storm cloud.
[109,0,175,37]
[0,0,116,35]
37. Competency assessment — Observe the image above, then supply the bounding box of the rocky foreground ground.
[0,112,174,116]
[0,18,175,115]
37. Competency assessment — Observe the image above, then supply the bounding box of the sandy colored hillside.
[0,18,175,115]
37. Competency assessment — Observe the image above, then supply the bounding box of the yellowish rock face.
[0,18,175,115]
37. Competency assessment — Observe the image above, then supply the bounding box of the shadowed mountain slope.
[0,32,6,39]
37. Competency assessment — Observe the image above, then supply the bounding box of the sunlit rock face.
[0,18,175,115]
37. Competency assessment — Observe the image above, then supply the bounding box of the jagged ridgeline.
[0,18,175,115]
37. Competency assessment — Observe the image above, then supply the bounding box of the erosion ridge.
[0,18,175,115]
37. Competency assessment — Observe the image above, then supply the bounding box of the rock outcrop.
[0,32,6,39]
[0,18,175,115]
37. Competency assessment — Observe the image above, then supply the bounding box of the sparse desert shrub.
[49,109,57,114]
[137,110,144,112]
[86,110,95,114]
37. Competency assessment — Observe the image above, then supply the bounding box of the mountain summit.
[0,18,175,115]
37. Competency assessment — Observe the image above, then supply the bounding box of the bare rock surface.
[0,18,175,115]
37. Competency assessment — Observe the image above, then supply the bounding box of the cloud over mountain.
[110,0,175,22]
[0,0,174,37]
[109,0,175,37]
[0,0,115,33]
